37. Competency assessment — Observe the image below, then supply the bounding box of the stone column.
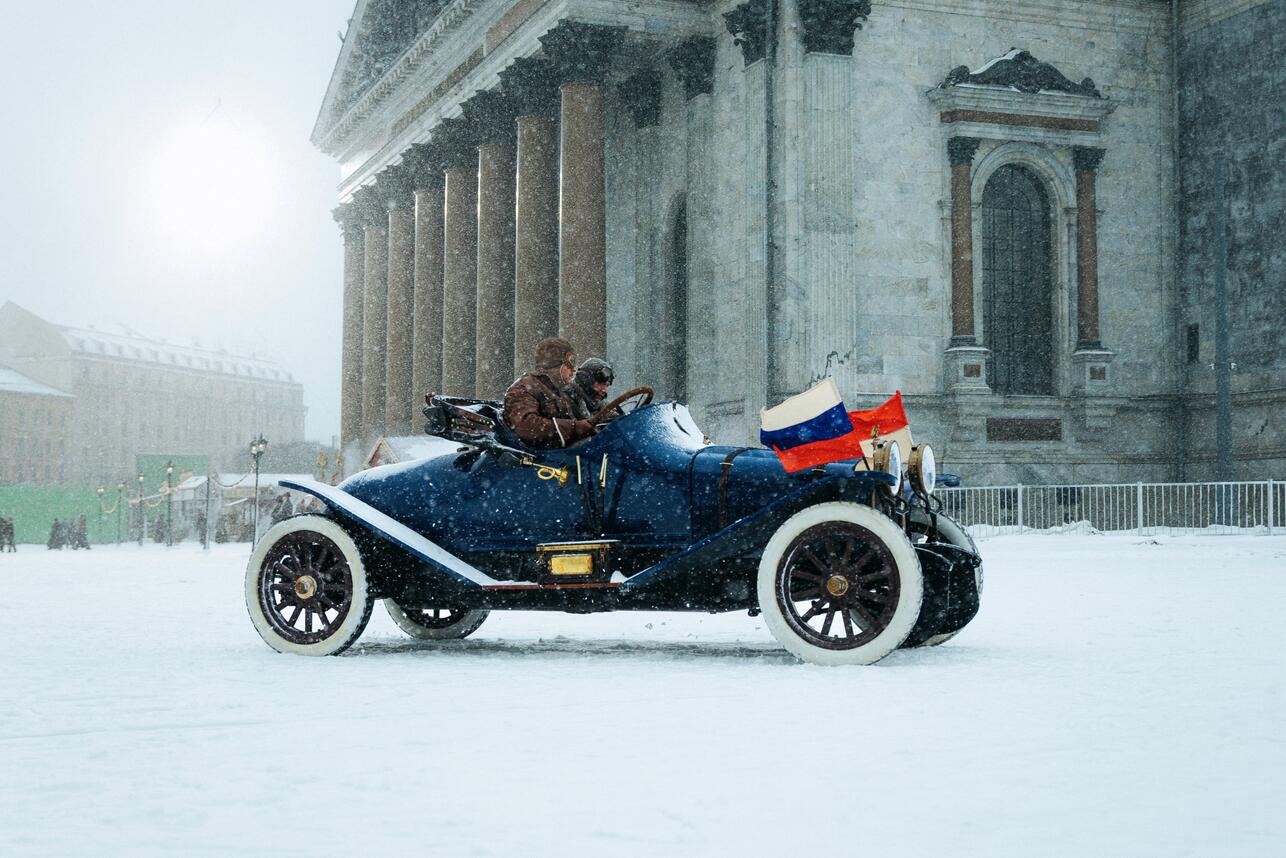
[381,165,417,435]
[948,136,981,345]
[334,203,366,449]
[437,117,480,396]
[463,91,518,399]
[500,57,561,376]
[944,136,989,394]
[356,186,389,440]
[620,69,663,387]
[540,22,624,360]
[1074,146,1106,350]
[406,142,445,404]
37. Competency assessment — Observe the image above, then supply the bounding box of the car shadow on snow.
[347,636,800,664]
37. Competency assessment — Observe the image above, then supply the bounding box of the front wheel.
[384,600,489,640]
[757,502,923,666]
[245,515,373,656]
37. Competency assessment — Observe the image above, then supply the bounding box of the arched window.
[982,165,1054,395]
[663,195,688,401]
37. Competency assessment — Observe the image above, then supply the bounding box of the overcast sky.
[0,1,358,441]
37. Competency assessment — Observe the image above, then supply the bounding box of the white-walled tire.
[246,515,373,656]
[384,601,489,640]
[906,509,983,648]
[757,502,922,666]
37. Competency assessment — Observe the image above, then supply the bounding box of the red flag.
[769,391,909,473]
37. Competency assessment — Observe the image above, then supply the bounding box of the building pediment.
[313,0,474,153]
[927,48,1115,144]
[938,48,1101,98]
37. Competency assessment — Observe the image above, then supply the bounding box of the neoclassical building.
[317,0,1284,483]
[0,302,307,487]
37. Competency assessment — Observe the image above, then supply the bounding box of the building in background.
[0,301,307,487]
[0,366,74,485]
[315,0,1283,483]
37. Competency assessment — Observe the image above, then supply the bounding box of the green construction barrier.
[0,486,131,546]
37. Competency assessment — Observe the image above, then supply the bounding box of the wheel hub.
[825,574,850,597]
[293,574,318,600]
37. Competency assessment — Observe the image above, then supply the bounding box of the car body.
[245,395,982,665]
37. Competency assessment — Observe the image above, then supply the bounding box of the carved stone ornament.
[432,115,481,171]
[403,141,446,190]
[723,0,770,67]
[462,90,517,146]
[376,163,417,210]
[498,56,560,117]
[539,21,625,85]
[351,185,387,228]
[940,48,1102,98]
[332,202,366,238]
[948,136,981,166]
[798,0,871,56]
[666,36,716,100]
[620,69,663,129]
[1073,146,1106,173]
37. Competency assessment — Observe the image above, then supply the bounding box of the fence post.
[1016,484,1024,533]
[1136,482,1144,536]
[1268,479,1274,536]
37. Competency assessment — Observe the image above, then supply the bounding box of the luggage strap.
[718,447,754,529]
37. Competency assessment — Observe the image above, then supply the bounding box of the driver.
[567,357,622,422]
[503,337,595,449]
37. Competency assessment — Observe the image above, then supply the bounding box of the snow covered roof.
[0,365,73,398]
[59,325,295,383]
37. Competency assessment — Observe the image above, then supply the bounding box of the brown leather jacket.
[503,371,593,449]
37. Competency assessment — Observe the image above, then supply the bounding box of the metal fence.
[937,480,1284,537]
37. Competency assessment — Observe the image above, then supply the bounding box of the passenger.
[503,337,595,449]
[567,358,620,422]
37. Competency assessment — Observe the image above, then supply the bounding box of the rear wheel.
[757,502,922,665]
[245,515,372,656]
[384,600,489,640]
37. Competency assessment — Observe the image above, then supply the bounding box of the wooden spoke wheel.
[384,600,489,641]
[757,502,922,666]
[246,516,372,656]
[777,522,901,651]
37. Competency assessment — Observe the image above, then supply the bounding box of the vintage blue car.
[245,387,982,665]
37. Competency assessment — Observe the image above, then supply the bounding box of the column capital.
[799,0,872,56]
[433,116,480,171]
[375,163,416,211]
[332,202,366,238]
[620,68,663,128]
[666,36,716,100]
[539,21,625,85]
[948,136,982,166]
[499,56,560,117]
[1073,146,1106,173]
[403,141,445,190]
[462,89,517,146]
[723,0,770,67]
[351,185,386,227]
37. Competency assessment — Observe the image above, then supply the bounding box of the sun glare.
[146,113,277,255]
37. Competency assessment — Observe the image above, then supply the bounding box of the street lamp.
[116,482,125,545]
[137,473,146,546]
[249,434,268,544]
[165,461,174,548]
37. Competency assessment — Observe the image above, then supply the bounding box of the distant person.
[73,515,90,550]
[271,494,293,524]
[0,517,15,552]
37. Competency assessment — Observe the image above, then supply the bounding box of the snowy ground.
[2,534,1283,857]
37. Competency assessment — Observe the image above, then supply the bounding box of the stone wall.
[1176,0,1285,478]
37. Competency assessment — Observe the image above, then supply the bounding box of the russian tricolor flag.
[761,380,911,473]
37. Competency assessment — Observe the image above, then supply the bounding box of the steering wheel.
[589,386,654,424]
